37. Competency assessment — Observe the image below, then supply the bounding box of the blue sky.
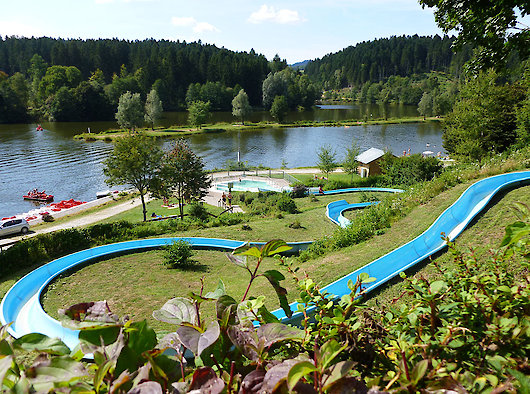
[0,0,445,63]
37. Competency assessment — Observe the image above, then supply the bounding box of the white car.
[0,218,30,237]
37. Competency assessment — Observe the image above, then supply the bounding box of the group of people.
[27,189,46,197]
[221,192,232,207]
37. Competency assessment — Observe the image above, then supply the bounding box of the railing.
[211,170,301,185]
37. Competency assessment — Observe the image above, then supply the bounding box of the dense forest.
[0,34,523,124]
[0,37,272,122]
[304,35,470,89]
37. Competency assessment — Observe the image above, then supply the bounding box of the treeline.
[322,72,459,117]
[0,37,323,124]
[0,37,272,122]
[305,35,471,90]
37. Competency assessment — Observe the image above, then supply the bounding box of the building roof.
[355,147,385,164]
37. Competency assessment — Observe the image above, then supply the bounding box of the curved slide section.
[271,171,530,321]
[327,200,379,227]
[322,187,402,228]
[0,237,309,349]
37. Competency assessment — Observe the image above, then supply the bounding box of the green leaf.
[257,323,305,349]
[508,369,530,393]
[78,326,121,348]
[93,358,115,392]
[258,306,281,323]
[13,334,70,356]
[204,280,226,300]
[262,270,292,318]
[501,221,530,247]
[430,280,447,294]
[410,359,429,384]
[322,360,356,390]
[287,361,317,391]
[0,355,14,388]
[233,243,261,258]
[27,356,87,392]
[152,297,198,326]
[319,339,347,371]
[226,253,248,269]
[260,239,292,257]
[448,339,465,348]
[216,295,237,328]
[125,320,157,357]
[177,321,220,357]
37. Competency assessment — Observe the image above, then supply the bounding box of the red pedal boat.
[23,190,54,202]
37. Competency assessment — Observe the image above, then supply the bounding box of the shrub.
[188,202,209,221]
[290,184,308,198]
[380,152,442,186]
[288,219,303,229]
[277,194,298,213]
[162,240,196,269]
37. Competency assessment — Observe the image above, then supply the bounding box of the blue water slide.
[323,187,402,227]
[271,171,530,321]
[0,237,309,349]
[1,172,529,348]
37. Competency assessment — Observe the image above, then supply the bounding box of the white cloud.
[248,5,304,24]
[0,20,44,38]
[171,17,220,34]
[193,22,219,33]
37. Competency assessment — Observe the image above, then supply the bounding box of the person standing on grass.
[227,192,232,207]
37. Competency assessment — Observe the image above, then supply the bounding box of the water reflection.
[0,106,442,217]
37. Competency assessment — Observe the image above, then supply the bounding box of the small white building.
[356,147,385,177]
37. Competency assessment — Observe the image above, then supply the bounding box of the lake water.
[0,105,444,218]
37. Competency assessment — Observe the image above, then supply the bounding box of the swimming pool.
[216,179,285,192]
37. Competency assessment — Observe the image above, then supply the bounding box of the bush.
[380,152,442,187]
[188,202,209,221]
[277,194,298,213]
[162,240,196,269]
[290,184,308,198]
[288,219,303,229]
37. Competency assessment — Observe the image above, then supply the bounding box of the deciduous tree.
[188,100,211,129]
[156,139,212,219]
[116,91,143,130]
[342,144,360,181]
[232,89,251,124]
[144,89,163,130]
[419,0,529,71]
[103,133,163,221]
[317,145,338,177]
[270,95,288,123]
[443,70,525,160]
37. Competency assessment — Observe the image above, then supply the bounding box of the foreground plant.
[0,225,528,392]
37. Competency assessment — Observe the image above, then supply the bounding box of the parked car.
[0,218,30,237]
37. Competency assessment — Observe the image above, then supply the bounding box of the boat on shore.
[23,190,54,202]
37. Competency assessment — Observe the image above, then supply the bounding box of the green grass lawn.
[41,249,297,335]
[98,198,226,224]
[290,172,361,184]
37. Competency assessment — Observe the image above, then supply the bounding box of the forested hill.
[305,35,471,89]
[0,37,270,108]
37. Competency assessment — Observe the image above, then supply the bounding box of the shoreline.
[73,116,442,141]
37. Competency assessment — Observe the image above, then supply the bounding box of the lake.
[0,105,444,218]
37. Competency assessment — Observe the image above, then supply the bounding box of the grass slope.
[38,182,530,335]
